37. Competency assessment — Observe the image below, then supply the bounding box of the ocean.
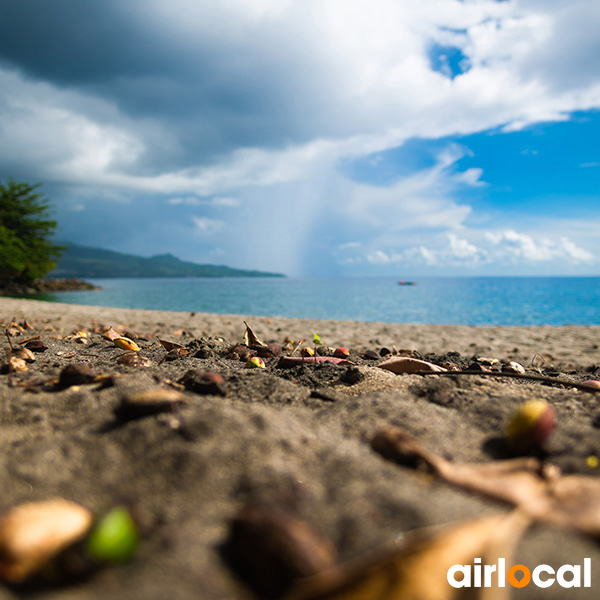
[23,276,600,326]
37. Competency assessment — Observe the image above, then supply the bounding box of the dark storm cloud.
[0,0,344,171]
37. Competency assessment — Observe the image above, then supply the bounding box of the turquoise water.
[26,276,600,326]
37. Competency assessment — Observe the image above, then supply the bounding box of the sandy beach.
[0,297,598,599]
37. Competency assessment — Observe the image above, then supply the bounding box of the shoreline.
[2,296,599,367]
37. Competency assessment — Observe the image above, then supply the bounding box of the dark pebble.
[59,363,96,388]
[180,370,227,396]
[363,349,380,360]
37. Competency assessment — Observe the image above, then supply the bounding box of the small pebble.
[59,363,96,387]
[115,388,188,419]
[503,361,526,375]
[180,370,227,396]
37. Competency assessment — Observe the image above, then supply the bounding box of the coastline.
[1,296,599,367]
[0,296,598,599]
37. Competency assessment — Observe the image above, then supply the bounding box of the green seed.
[86,506,139,563]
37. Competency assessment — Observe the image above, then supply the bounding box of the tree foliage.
[0,179,63,285]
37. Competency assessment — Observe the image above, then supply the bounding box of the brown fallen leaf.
[287,511,530,600]
[158,338,185,352]
[101,326,121,342]
[377,357,447,374]
[243,321,268,350]
[371,425,600,539]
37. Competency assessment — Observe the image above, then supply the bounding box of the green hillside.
[49,243,285,278]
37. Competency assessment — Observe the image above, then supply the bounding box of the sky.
[0,0,599,278]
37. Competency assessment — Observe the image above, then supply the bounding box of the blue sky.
[0,0,599,277]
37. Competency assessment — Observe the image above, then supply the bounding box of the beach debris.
[287,510,529,600]
[582,379,600,390]
[0,356,28,374]
[505,400,556,452]
[162,348,192,361]
[180,369,227,396]
[502,361,526,375]
[223,502,338,599]
[243,321,268,350]
[300,347,315,357]
[58,363,96,388]
[21,319,35,330]
[333,347,350,359]
[340,366,363,384]
[158,338,185,352]
[113,337,141,352]
[245,356,266,369]
[0,498,93,584]
[24,339,48,353]
[85,506,140,564]
[101,326,121,342]
[5,321,26,337]
[12,347,36,363]
[277,356,353,368]
[312,334,323,346]
[377,356,446,374]
[71,330,89,344]
[362,349,380,361]
[116,353,152,368]
[227,343,253,361]
[114,388,188,419]
[370,425,600,539]
[259,343,283,358]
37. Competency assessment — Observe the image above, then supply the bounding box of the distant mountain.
[49,243,286,279]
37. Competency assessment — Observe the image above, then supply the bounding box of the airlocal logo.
[447,558,592,589]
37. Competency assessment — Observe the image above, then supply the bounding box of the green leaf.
[312,333,323,345]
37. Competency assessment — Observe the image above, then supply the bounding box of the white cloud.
[211,196,240,207]
[358,229,596,271]
[484,229,597,263]
[191,216,223,233]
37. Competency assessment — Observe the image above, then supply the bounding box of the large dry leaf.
[377,357,446,374]
[287,511,530,600]
[242,321,268,349]
[371,426,600,539]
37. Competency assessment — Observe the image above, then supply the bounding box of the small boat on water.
[397,280,417,286]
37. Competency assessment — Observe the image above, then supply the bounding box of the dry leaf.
[371,425,600,539]
[287,511,529,600]
[158,338,185,351]
[377,357,446,374]
[102,327,121,342]
[243,321,268,350]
